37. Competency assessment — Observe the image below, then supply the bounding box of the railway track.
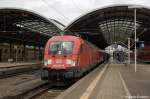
[33,64,107,99]
[0,69,67,99]
[28,87,66,99]
[0,61,107,99]
[34,62,108,98]
[0,79,48,99]
[3,82,67,99]
[0,64,41,79]
[0,69,45,98]
[12,82,49,99]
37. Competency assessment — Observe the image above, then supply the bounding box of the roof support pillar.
[23,44,26,62]
[9,43,12,59]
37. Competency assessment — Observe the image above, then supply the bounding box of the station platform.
[0,62,41,69]
[56,63,150,99]
[0,62,42,78]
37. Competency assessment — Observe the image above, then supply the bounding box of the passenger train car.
[41,35,108,85]
[130,45,150,63]
[137,46,150,63]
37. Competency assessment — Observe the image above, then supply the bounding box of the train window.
[49,41,73,55]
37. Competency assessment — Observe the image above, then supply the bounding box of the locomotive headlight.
[48,59,52,64]
[44,59,52,67]
[44,60,48,67]
[66,59,76,66]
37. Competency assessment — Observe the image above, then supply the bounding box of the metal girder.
[65,5,150,48]
[0,8,64,47]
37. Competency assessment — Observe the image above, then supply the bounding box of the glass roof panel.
[99,18,140,44]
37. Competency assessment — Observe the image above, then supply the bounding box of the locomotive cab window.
[49,41,73,55]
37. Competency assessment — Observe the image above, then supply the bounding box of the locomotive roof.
[49,35,83,42]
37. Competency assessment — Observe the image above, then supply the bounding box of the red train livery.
[137,46,150,63]
[130,46,150,63]
[41,35,105,83]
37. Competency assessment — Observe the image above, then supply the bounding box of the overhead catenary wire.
[71,0,85,13]
[41,0,70,23]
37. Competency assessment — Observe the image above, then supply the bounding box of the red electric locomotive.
[41,35,104,84]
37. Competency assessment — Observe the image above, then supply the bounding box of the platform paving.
[121,64,150,98]
[89,64,126,99]
[57,63,150,99]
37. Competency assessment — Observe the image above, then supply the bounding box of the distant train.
[130,46,150,63]
[113,51,127,63]
[41,35,109,85]
[137,46,150,63]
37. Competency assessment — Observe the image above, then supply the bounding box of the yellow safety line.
[80,64,108,99]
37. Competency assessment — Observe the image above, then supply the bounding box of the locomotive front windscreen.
[49,42,73,55]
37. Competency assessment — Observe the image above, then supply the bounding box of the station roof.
[0,8,64,46]
[65,5,150,49]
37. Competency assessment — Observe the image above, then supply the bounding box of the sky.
[0,0,150,26]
